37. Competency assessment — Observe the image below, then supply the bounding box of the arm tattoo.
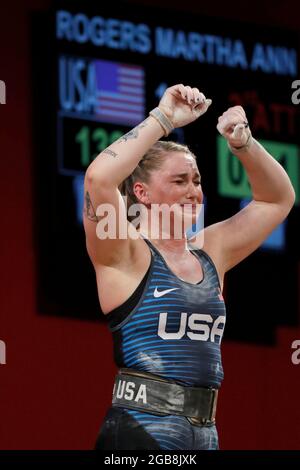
[84,191,99,222]
[102,149,118,158]
[117,118,150,143]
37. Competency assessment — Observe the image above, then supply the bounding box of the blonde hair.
[118,140,197,222]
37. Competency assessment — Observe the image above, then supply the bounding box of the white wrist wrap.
[149,107,174,137]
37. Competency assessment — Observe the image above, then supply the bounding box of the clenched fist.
[158,84,212,129]
[217,106,252,151]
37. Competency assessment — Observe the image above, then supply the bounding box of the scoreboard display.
[33,2,300,344]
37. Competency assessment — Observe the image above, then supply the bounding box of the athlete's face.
[134,152,203,233]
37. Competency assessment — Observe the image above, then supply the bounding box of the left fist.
[217,106,252,149]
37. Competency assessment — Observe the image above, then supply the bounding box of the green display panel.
[217,136,300,204]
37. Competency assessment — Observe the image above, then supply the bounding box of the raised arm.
[205,106,296,274]
[83,85,211,266]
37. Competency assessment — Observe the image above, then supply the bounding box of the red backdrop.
[0,0,299,450]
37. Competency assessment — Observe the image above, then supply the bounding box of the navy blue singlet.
[107,237,226,388]
[96,237,226,450]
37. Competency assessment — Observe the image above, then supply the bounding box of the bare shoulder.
[93,235,151,314]
[93,232,149,272]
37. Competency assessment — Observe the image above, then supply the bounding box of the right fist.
[158,84,212,128]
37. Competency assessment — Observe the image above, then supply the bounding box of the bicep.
[208,200,291,273]
[83,174,136,266]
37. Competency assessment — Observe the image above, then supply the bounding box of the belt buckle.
[209,388,218,422]
[198,389,218,425]
[188,388,218,426]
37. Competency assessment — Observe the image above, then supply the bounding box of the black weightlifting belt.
[112,368,218,426]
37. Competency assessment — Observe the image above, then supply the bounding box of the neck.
[137,209,196,255]
[138,228,190,256]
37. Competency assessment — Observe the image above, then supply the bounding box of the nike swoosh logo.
[154,287,179,298]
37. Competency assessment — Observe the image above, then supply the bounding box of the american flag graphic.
[94,59,145,126]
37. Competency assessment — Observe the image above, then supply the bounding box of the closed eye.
[173,180,201,185]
